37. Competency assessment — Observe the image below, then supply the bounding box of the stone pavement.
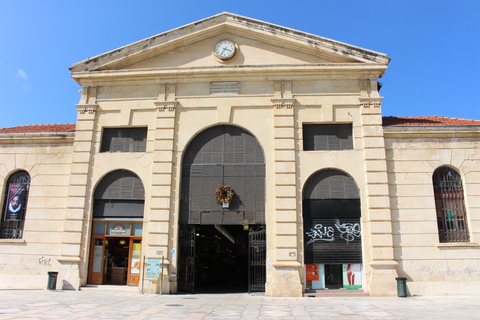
[0,288,479,319]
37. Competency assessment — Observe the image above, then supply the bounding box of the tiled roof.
[0,116,479,133]
[0,123,76,134]
[383,116,480,127]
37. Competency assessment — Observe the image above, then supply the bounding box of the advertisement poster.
[343,263,363,289]
[306,264,319,281]
[130,243,142,274]
[4,183,26,221]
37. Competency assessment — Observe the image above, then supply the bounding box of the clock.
[214,40,236,60]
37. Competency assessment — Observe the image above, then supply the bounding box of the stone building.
[0,13,478,296]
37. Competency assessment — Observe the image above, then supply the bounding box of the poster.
[342,263,362,289]
[145,259,161,279]
[306,264,319,281]
[130,243,142,274]
[4,183,26,221]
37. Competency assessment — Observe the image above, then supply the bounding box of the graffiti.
[39,256,52,266]
[306,220,361,244]
[306,224,335,244]
[335,219,361,243]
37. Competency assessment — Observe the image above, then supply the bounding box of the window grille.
[1,171,30,239]
[303,124,353,151]
[433,167,469,242]
[101,127,147,152]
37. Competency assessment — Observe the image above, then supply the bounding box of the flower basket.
[215,185,234,208]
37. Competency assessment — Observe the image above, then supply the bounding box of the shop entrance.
[195,225,248,292]
[178,225,266,293]
[88,220,143,286]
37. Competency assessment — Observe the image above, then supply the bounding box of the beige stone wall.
[385,128,480,295]
[0,134,73,288]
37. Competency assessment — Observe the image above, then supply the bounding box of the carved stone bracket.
[154,101,179,111]
[76,86,98,114]
[271,98,296,109]
[76,104,98,114]
[359,97,383,108]
[156,83,178,111]
[272,80,296,108]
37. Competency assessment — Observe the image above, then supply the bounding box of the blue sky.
[1,0,479,128]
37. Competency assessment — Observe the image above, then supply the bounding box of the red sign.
[306,264,319,281]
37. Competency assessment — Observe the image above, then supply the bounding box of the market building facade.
[0,13,479,296]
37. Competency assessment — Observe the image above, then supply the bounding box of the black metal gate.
[177,225,195,293]
[248,226,266,293]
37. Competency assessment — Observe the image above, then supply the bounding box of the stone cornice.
[384,126,480,138]
[72,64,387,85]
[0,132,75,144]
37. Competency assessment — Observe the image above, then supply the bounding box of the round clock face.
[215,40,236,60]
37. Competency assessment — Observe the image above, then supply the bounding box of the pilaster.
[359,79,398,296]
[59,86,98,289]
[267,80,302,297]
[148,83,177,276]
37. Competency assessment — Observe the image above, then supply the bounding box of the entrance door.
[88,237,106,284]
[178,225,265,293]
[127,239,142,286]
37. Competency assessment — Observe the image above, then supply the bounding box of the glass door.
[88,237,105,284]
[127,239,142,286]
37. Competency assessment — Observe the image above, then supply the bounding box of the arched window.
[1,171,30,239]
[433,166,469,242]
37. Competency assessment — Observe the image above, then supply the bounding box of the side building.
[0,13,478,296]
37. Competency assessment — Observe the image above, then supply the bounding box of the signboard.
[306,264,319,281]
[4,183,26,221]
[145,259,161,279]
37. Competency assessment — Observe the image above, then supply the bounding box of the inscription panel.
[210,82,240,95]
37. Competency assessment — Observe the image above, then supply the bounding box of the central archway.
[178,125,266,293]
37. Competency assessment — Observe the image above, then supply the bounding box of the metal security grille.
[303,124,353,151]
[177,225,195,293]
[433,167,469,242]
[93,170,145,218]
[303,169,361,264]
[101,127,147,152]
[180,125,265,225]
[0,171,30,239]
[248,226,266,293]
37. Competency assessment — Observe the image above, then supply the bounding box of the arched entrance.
[88,170,144,286]
[178,125,266,293]
[303,169,362,290]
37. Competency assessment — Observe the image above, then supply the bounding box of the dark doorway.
[325,264,343,289]
[194,225,248,293]
[104,237,130,285]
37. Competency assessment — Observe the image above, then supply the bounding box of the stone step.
[304,289,369,297]
[80,284,140,293]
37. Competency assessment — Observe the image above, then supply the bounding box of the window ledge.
[0,239,26,244]
[437,242,479,248]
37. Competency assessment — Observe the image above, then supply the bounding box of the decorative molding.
[155,83,178,111]
[76,86,98,114]
[272,80,296,108]
[359,97,383,108]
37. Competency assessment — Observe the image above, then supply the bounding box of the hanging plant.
[215,185,235,207]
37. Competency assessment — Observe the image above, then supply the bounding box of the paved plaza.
[0,288,479,319]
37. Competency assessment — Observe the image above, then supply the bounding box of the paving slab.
[0,289,479,319]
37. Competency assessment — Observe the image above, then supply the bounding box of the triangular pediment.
[70,12,390,73]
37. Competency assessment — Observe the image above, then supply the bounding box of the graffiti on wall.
[306,219,360,244]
